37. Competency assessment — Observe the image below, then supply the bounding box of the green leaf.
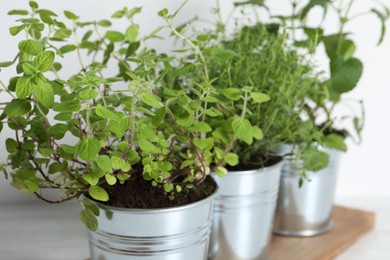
[323,134,347,152]
[0,61,14,67]
[112,8,127,18]
[105,174,117,185]
[24,180,39,192]
[80,210,98,231]
[8,10,29,15]
[29,1,38,9]
[59,44,77,54]
[53,100,81,112]
[232,118,253,145]
[125,24,139,42]
[105,31,125,42]
[81,198,100,216]
[110,156,131,172]
[16,75,39,98]
[54,112,72,121]
[33,51,55,72]
[210,48,240,61]
[302,148,329,172]
[64,10,79,20]
[95,104,122,120]
[163,183,173,192]
[371,8,387,45]
[48,124,68,140]
[95,155,112,173]
[22,62,38,75]
[89,186,109,202]
[193,138,213,150]
[82,173,100,186]
[215,166,228,178]
[4,99,31,116]
[250,92,270,103]
[221,88,242,101]
[18,40,43,56]
[76,138,101,161]
[331,58,363,93]
[224,153,239,166]
[141,92,162,108]
[34,83,54,108]
[9,25,25,36]
[78,89,98,100]
[126,150,141,165]
[157,8,168,17]
[191,122,212,133]
[139,140,159,153]
[98,20,112,27]
[251,126,263,140]
[40,12,54,24]
[6,139,18,153]
[108,116,131,137]
[152,107,166,126]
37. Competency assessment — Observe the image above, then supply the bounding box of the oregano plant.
[0,1,240,231]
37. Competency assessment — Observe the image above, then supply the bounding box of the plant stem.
[164,17,209,81]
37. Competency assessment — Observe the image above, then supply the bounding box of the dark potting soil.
[99,175,217,209]
[227,155,282,171]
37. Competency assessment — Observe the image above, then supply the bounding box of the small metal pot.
[208,160,283,260]
[273,146,341,236]
[87,189,216,260]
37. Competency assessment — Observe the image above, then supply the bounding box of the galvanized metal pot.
[273,146,341,236]
[87,190,216,260]
[209,160,283,260]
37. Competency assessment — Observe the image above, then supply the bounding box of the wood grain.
[269,206,375,260]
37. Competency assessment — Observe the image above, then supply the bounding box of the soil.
[99,175,217,209]
[228,155,282,171]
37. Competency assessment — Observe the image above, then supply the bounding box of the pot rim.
[225,158,283,176]
[93,186,217,214]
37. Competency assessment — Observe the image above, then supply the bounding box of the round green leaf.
[232,118,253,145]
[88,185,109,202]
[80,210,98,231]
[221,88,241,101]
[331,58,363,93]
[4,99,31,117]
[105,31,125,42]
[250,92,270,103]
[18,40,43,56]
[76,138,101,161]
[33,51,55,72]
[125,24,139,42]
[34,83,54,108]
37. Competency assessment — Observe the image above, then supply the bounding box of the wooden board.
[269,206,375,260]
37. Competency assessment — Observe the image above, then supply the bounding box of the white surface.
[0,198,389,259]
[1,0,390,202]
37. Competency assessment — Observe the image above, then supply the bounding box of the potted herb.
[272,0,390,236]
[180,6,327,259]
[0,2,237,259]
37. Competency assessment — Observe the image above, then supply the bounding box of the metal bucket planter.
[87,190,216,260]
[208,160,283,260]
[273,146,341,236]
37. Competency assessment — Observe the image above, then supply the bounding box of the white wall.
[0,0,389,203]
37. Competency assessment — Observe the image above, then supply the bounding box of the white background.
[0,0,389,203]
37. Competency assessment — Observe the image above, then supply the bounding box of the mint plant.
[0,1,240,231]
[274,0,389,149]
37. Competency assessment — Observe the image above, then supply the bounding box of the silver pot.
[273,146,340,236]
[87,189,216,260]
[209,160,283,260]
